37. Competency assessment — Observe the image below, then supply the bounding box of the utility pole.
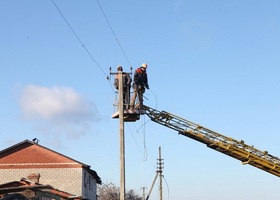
[111,66,136,200]
[157,146,163,200]
[141,187,147,200]
[118,70,125,200]
[146,146,164,200]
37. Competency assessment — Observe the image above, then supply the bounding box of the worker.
[130,63,149,110]
[114,66,131,109]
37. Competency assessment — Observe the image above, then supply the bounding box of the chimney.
[27,173,41,183]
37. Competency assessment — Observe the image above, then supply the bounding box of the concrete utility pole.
[141,187,147,200]
[118,70,125,200]
[146,146,164,200]
[158,146,163,200]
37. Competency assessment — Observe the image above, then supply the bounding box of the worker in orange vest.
[130,63,149,110]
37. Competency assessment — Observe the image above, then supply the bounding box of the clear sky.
[1,0,280,199]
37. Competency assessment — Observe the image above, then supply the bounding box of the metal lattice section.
[143,105,280,177]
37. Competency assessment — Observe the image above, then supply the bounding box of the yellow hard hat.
[141,63,147,69]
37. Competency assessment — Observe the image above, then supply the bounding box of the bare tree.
[98,183,141,200]
[125,190,142,200]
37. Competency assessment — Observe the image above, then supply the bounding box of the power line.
[96,0,132,67]
[51,0,108,77]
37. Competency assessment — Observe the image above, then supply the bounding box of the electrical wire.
[96,0,132,67]
[162,175,170,200]
[127,124,144,157]
[51,0,108,77]
[51,0,135,97]
[147,89,158,110]
[127,118,157,166]
[134,116,152,162]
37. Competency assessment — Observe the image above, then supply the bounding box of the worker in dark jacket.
[114,66,131,109]
[130,63,149,110]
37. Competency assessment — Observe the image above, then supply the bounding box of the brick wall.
[0,168,83,196]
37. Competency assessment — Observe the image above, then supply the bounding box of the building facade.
[0,140,101,200]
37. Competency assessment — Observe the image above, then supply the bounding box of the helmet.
[141,63,147,69]
[117,66,123,71]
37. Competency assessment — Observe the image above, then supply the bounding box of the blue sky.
[1,0,280,199]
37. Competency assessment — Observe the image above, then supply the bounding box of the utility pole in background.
[146,146,164,200]
[158,146,163,200]
[141,187,147,200]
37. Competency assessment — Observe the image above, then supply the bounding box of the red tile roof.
[0,140,101,184]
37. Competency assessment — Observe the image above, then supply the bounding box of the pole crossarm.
[142,105,280,177]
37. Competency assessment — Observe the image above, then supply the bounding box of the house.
[0,177,82,200]
[0,140,101,200]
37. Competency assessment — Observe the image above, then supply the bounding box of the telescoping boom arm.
[142,105,280,177]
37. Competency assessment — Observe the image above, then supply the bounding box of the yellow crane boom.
[142,105,280,177]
